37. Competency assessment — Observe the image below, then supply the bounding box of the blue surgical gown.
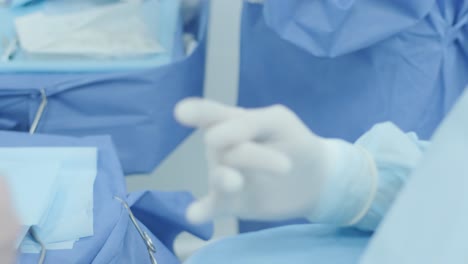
[240,0,468,140]
[238,0,468,232]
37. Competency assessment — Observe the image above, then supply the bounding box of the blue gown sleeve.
[352,122,429,231]
[261,0,436,57]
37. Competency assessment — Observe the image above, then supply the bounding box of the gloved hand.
[0,177,19,264]
[175,98,378,226]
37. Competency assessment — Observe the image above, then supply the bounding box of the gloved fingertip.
[186,202,211,224]
[212,166,244,193]
[220,171,244,193]
[277,156,293,174]
[174,97,203,126]
[203,130,222,149]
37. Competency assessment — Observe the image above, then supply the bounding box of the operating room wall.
[126,0,243,243]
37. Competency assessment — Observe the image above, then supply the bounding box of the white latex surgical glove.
[0,177,19,264]
[175,98,378,227]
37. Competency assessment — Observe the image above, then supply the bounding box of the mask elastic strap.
[29,89,48,134]
[114,196,158,264]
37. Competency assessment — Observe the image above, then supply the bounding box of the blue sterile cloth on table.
[0,66,204,175]
[0,131,212,264]
[186,224,370,264]
[0,0,208,175]
[238,0,468,232]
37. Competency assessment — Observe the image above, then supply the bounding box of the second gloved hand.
[175,98,378,226]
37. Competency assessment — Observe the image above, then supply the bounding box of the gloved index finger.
[186,191,237,224]
[220,142,292,174]
[186,194,217,224]
[205,105,292,151]
[174,97,243,128]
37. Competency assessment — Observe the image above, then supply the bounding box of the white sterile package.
[0,147,97,252]
[14,2,164,58]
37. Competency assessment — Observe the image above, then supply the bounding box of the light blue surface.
[16,226,30,249]
[0,147,98,249]
[31,148,97,244]
[0,159,60,227]
[238,0,468,233]
[0,0,182,72]
[361,88,468,263]
[186,224,370,264]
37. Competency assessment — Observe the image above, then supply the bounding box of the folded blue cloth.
[0,147,98,252]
